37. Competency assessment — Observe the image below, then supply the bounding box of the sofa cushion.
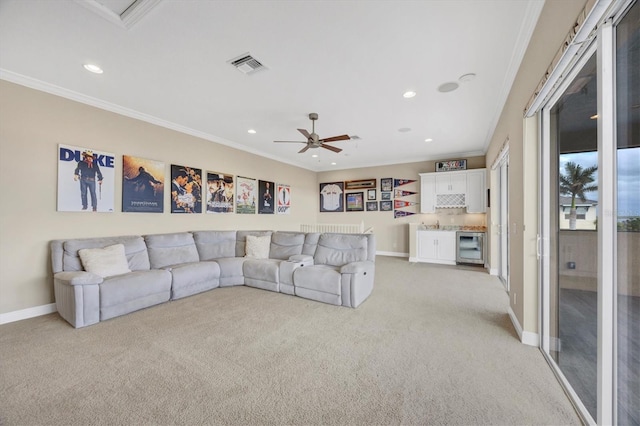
[192,230,236,260]
[236,231,272,257]
[144,233,199,269]
[314,234,368,267]
[293,265,341,294]
[269,232,305,260]
[78,244,131,278]
[243,258,280,283]
[59,236,150,272]
[245,235,271,259]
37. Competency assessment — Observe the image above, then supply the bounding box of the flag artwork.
[394,189,417,198]
[394,210,416,218]
[394,200,418,209]
[394,179,416,187]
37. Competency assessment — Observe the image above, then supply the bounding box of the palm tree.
[559,161,598,230]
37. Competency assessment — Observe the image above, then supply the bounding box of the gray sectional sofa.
[51,230,376,328]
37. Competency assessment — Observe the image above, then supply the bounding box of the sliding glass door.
[540,1,638,424]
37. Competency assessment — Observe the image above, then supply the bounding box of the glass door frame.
[537,2,634,422]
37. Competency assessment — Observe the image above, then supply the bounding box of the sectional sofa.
[51,230,376,328]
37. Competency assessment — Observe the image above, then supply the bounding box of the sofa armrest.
[54,271,104,286]
[54,272,101,328]
[340,261,373,275]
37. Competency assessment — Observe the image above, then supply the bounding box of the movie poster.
[122,156,164,213]
[170,164,202,213]
[236,176,256,214]
[206,172,234,213]
[57,144,115,212]
[258,180,275,214]
[276,183,291,215]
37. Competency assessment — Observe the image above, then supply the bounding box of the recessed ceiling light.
[83,64,103,74]
[403,91,416,98]
[438,82,459,93]
[312,154,318,158]
[425,138,433,142]
[247,129,256,134]
[459,73,476,82]
[331,162,337,166]
[398,127,412,133]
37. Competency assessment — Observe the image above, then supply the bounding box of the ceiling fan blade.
[274,140,306,144]
[321,143,342,153]
[298,145,311,154]
[297,128,311,139]
[319,134,351,143]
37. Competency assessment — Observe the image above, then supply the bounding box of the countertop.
[414,224,487,232]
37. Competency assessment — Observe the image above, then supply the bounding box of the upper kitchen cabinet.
[419,168,486,213]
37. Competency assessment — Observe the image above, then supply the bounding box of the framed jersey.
[319,182,344,212]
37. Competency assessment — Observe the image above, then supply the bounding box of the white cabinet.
[465,169,486,213]
[435,172,466,194]
[420,174,436,213]
[415,230,457,265]
[419,168,486,213]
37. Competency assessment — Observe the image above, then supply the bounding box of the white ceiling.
[0,0,544,172]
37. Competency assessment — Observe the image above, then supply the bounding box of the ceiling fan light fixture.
[438,82,459,93]
[83,63,103,74]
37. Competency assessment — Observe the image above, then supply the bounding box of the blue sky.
[560,147,639,217]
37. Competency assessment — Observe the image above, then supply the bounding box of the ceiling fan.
[274,113,350,153]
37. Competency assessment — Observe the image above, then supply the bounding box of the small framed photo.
[381,192,391,200]
[380,178,392,192]
[367,189,376,200]
[346,192,364,212]
[380,200,392,211]
[366,201,378,211]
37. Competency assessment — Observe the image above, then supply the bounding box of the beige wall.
[484,0,589,334]
[317,157,486,255]
[0,81,318,314]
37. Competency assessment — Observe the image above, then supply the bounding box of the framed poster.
[319,182,344,212]
[122,155,164,213]
[346,192,364,212]
[366,201,378,211]
[367,189,376,200]
[381,192,391,200]
[236,176,256,214]
[380,200,393,211]
[436,159,467,172]
[380,178,393,192]
[276,183,291,214]
[57,144,115,212]
[170,165,202,213]
[206,172,234,213]
[258,180,275,214]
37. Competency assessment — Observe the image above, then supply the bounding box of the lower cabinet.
[414,230,456,265]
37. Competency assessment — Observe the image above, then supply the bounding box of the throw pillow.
[245,235,271,259]
[79,244,131,278]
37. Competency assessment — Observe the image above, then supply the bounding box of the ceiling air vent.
[228,53,266,75]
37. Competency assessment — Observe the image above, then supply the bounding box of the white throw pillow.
[245,235,271,259]
[79,244,131,278]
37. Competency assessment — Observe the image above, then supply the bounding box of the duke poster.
[57,144,115,212]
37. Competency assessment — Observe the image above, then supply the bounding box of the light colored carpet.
[0,256,581,425]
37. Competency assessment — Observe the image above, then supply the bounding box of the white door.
[499,158,509,288]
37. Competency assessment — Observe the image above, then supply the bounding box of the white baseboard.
[376,251,408,258]
[0,303,57,325]
[489,268,499,276]
[507,306,538,347]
